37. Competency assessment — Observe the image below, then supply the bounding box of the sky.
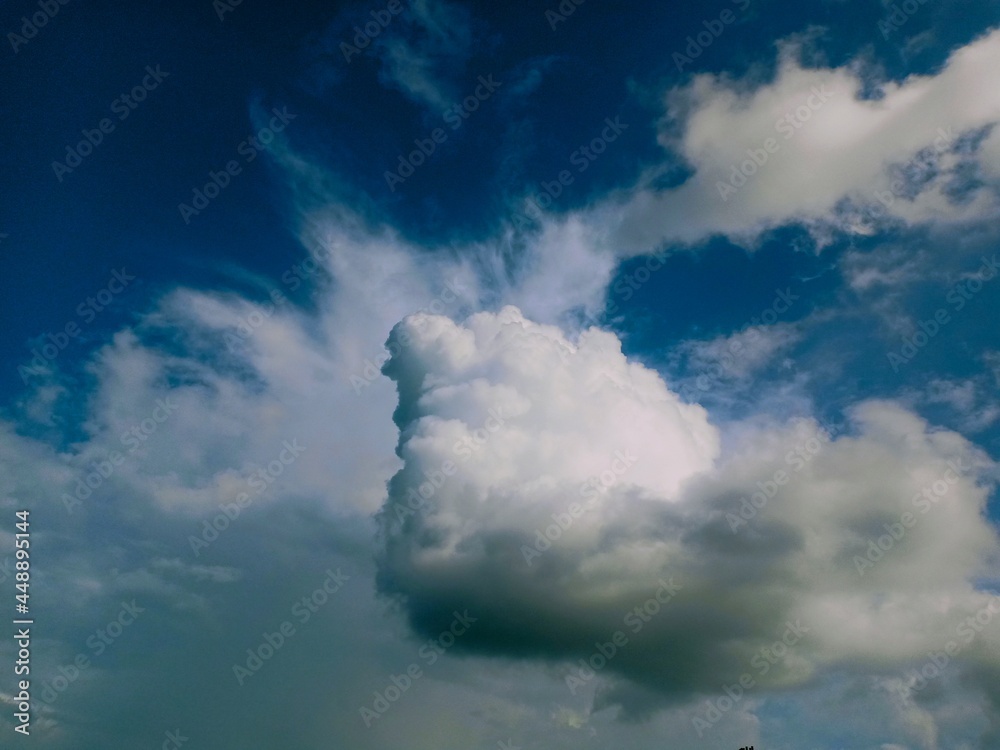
[1,0,1000,748]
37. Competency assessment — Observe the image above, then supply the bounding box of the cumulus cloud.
[378,308,1000,732]
[583,27,1000,255]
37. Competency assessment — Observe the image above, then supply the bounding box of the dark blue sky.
[4,0,997,403]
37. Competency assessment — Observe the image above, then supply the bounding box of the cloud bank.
[378,308,1000,731]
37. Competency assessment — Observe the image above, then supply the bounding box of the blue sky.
[2,0,1000,748]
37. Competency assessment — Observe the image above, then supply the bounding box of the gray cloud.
[376,308,1000,736]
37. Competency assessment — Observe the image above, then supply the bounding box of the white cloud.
[676,322,801,379]
[842,245,927,293]
[910,377,1000,434]
[377,308,1000,731]
[581,27,1000,256]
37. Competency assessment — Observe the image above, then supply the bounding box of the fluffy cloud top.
[594,27,1000,254]
[378,308,1000,725]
